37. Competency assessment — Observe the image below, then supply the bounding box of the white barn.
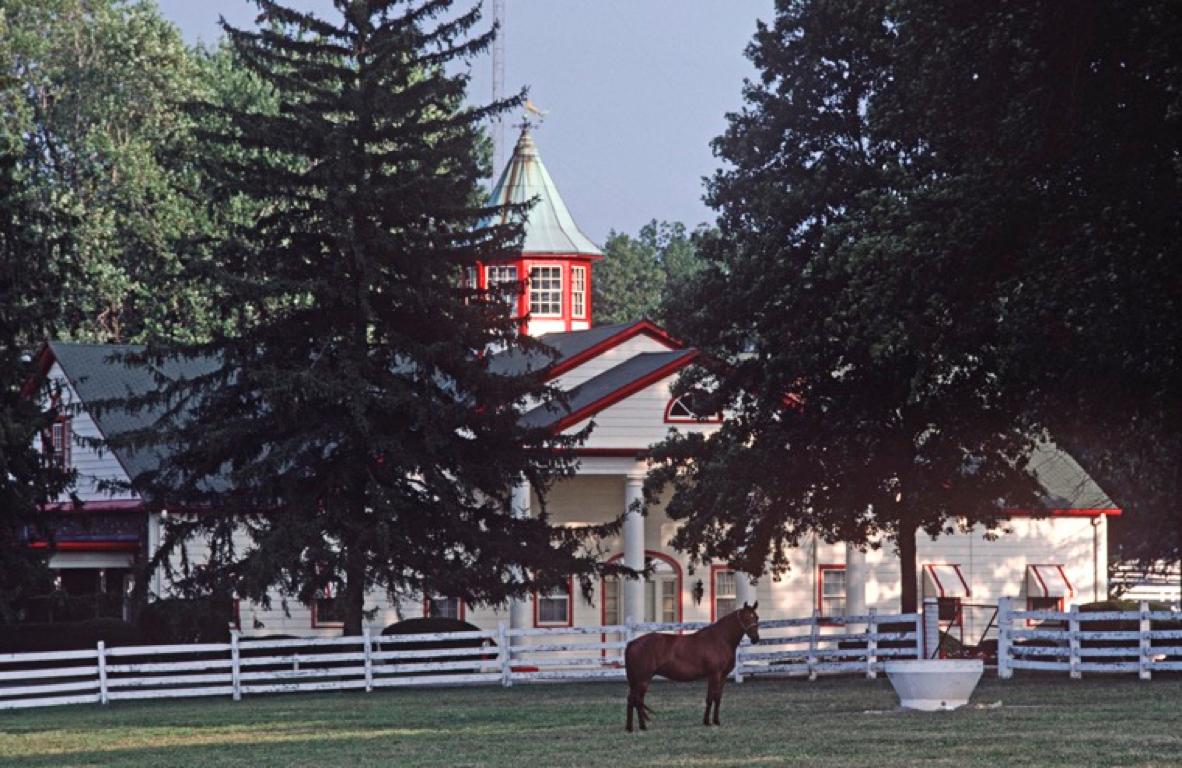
[29,127,1120,645]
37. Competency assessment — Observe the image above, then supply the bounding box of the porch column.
[147,510,164,598]
[735,572,757,609]
[508,478,531,647]
[622,473,646,626]
[845,541,868,632]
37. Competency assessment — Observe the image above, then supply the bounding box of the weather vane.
[515,99,549,132]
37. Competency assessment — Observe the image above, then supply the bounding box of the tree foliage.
[0,0,254,343]
[646,0,1182,611]
[593,220,705,326]
[113,0,623,634]
[0,131,74,622]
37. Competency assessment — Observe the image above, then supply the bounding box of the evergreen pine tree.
[117,0,621,634]
[0,136,73,622]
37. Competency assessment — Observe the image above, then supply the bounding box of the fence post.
[1068,605,1081,680]
[362,627,374,693]
[230,629,242,701]
[1139,600,1152,681]
[96,641,109,705]
[912,604,924,661]
[807,610,819,681]
[733,637,745,684]
[865,608,878,680]
[497,620,511,687]
[922,597,940,659]
[997,597,1013,679]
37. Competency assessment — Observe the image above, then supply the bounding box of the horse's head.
[738,601,760,643]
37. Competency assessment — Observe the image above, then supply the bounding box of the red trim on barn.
[533,575,575,628]
[40,499,146,514]
[551,350,699,433]
[310,590,344,629]
[19,343,56,399]
[1005,508,1121,518]
[536,320,681,384]
[567,448,651,458]
[923,563,972,598]
[27,540,139,552]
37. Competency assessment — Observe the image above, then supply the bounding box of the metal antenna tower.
[491,0,506,176]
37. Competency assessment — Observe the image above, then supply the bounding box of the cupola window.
[486,264,519,305]
[571,266,587,319]
[528,265,563,317]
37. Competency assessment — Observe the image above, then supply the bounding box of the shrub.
[138,598,238,645]
[0,617,143,654]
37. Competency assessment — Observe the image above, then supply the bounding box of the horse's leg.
[713,675,726,725]
[702,678,715,726]
[635,678,651,731]
[626,685,635,732]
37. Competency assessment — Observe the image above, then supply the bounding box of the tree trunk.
[342,543,367,636]
[898,516,919,614]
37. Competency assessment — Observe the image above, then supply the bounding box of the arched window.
[602,551,682,625]
[664,391,722,423]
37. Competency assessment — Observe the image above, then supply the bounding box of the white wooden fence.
[0,610,922,711]
[997,597,1182,680]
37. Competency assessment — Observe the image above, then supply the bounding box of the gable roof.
[487,128,602,257]
[520,348,698,431]
[47,341,220,485]
[488,320,679,379]
[1027,441,1116,510]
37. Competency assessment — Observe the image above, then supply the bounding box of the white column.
[623,473,646,626]
[147,510,164,598]
[508,478,531,647]
[845,541,867,632]
[735,572,757,609]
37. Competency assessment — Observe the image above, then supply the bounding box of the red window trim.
[525,261,565,319]
[533,576,575,628]
[422,595,466,621]
[601,550,684,625]
[310,586,344,629]
[570,265,588,320]
[1025,595,1066,627]
[817,563,846,625]
[709,565,736,623]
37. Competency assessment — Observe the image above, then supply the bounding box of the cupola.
[479,126,602,335]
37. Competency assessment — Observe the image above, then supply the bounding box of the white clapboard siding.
[45,363,137,505]
[550,333,678,392]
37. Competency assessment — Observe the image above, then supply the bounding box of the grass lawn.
[2,675,1180,767]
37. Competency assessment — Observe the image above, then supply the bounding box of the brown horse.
[624,601,760,731]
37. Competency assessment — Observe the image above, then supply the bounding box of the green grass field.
[2,675,1180,767]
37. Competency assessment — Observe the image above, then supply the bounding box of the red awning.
[1027,564,1074,598]
[922,563,971,598]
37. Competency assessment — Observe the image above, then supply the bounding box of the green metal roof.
[487,127,602,257]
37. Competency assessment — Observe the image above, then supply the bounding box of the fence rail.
[0,610,921,711]
[996,597,1182,680]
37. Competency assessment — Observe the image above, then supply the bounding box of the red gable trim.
[41,500,146,514]
[552,350,699,433]
[546,320,682,382]
[19,343,56,399]
[1005,509,1122,518]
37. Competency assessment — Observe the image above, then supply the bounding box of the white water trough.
[884,659,983,711]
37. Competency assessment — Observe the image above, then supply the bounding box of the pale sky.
[157,0,776,243]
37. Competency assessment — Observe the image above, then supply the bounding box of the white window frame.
[528,264,563,317]
[571,265,587,319]
[819,565,847,620]
[713,568,737,621]
[535,579,572,627]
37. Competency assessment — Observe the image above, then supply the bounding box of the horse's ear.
[752,601,759,611]
[741,602,749,610]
